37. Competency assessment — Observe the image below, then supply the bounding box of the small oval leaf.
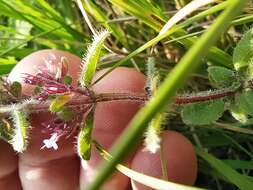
[10,81,22,98]
[233,29,253,71]
[49,94,73,113]
[208,66,236,87]
[63,75,72,85]
[234,90,253,116]
[57,107,75,121]
[79,30,110,87]
[11,110,29,152]
[181,99,225,125]
[77,113,93,160]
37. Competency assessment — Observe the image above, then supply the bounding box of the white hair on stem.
[143,125,161,153]
[0,99,39,113]
[11,110,30,152]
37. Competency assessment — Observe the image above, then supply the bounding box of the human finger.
[131,131,198,190]
[0,140,22,190]
[8,49,81,190]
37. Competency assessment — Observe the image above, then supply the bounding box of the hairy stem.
[175,88,236,104]
[0,87,238,115]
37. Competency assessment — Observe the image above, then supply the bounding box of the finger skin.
[80,67,146,190]
[8,49,80,96]
[0,140,22,190]
[131,131,198,190]
[19,156,80,190]
[8,49,82,190]
[0,141,18,178]
[0,171,22,190]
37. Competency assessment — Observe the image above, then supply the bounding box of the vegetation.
[0,0,253,189]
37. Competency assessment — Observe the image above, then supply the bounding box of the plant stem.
[0,85,242,115]
[175,88,236,104]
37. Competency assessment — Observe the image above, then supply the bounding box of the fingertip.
[0,140,18,178]
[131,131,198,190]
[93,67,146,93]
[0,141,22,190]
[92,67,146,133]
[19,156,80,190]
[8,49,81,95]
[0,170,22,190]
[80,152,130,190]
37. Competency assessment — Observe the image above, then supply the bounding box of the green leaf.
[11,110,29,152]
[10,81,22,98]
[208,66,236,87]
[181,99,225,125]
[196,148,253,190]
[0,91,11,104]
[0,119,13,142]
[223,159,253,170]
[57,107,75,121]
[229,103,248,123]
[79,30,109,87]
[49,94,73,113]
[233,29,253,71]
[0,64,16,75]
[234,90,253,116]
[77,112,93,160]
[63,75,72,85]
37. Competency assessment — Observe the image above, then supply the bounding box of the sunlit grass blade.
[0,0,87,41]
[0,64,16,75]
[0,26,62,57]
[108,0,232,67]
[159,0,215,35]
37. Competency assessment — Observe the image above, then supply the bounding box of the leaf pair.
[181,28,253,125]
[181,65,236,125]
[77,29,110,160]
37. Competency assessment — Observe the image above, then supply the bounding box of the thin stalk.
[160,140,168,180]
[214,122,253,135]
[86,1,249,189]
[0,87,240,115]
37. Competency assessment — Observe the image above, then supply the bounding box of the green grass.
[1,0,253,190]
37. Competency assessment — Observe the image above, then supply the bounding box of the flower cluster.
[22,56,92,150]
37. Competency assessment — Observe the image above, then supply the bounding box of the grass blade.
[196,148,253,190]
